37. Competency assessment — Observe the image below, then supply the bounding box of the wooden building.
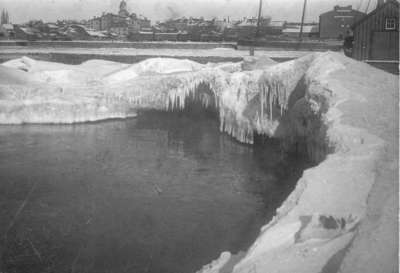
[14,25,42,40]
[319,5,365,39]
[234,17,271,39]
[282,25,319,38]
[352,0,399,61]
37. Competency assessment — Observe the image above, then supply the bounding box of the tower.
[119,0,129,17]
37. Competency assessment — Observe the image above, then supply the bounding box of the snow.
[0,56,259,137]
[100,57,205,85]
[2,24,14,30]
[199,53,397,273]
[86,30,107,38]
[0,46,313,59]
[0,53,371,144]
[3,56,80,73]
[0,65,38,85]
[106,57,205,79]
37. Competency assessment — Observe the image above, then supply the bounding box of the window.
[385,18,396,30]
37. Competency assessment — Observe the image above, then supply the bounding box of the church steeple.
[120,0,127,11]
[119,0,129,17]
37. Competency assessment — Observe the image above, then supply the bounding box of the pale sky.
[0,0,379,24]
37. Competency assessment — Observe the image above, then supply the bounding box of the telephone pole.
[299,0,307,41]
[255,0,263,38]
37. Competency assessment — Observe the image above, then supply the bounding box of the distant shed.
[352,0,399,61]
[282,25,319,38]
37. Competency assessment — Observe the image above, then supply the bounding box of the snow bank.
[0,53,380,146]
[3,56,77,73]
[0,57,210,123]
[102,58,206,84]
[0,56,278,134]
[241,55,277,71]
[195,53,398,273]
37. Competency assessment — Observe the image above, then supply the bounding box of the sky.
[0,0,379,24]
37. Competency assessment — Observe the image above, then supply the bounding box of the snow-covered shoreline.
[0,46,312,59]
[196,53,398,273]
[0,53,397,273]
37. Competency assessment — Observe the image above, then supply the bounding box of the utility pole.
[255,0,263,38]
[299,0,307,41]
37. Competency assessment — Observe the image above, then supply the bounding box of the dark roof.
[352,0,399,28]
[320,6,366,17]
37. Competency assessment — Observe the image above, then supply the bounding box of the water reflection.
[0,111,309,273]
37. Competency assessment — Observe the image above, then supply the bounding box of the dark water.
[0,110,309,273]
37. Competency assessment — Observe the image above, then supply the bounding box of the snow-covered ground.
[0,53,397,273]
[0,46,312,59]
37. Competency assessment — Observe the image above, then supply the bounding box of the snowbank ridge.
[0,54,320,146]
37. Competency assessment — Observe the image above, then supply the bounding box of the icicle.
[260,85,264,121]
[269,87,273,121]
[174,93,177,110]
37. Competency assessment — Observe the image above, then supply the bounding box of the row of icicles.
[118,71,293,144]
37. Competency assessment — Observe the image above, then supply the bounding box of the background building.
[0,23,14,39]
[88,17,101,31]
[282,23,319,38]
[87,0,151,38]
[234,16,271,39]
[319,5,365,39]
[14,25,42,40]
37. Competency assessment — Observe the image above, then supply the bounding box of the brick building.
[319,5,365,39]
[88,17,101,31]
[100,13,127,31]
[87,0,150,36]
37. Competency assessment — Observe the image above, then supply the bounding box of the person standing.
[343,30,354,57]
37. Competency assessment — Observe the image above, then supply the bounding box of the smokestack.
[377,0,385,8]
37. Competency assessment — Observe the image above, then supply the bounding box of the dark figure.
[343,30,354,57]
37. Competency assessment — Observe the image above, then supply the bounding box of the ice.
[3,56,76,73]
[2,57,100,85]
[0,65,39,85]
[102,67,139,84]
[79,60,130,77]
[132,57,205,74]
[0,53,337,143]
[101,58,206,84]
